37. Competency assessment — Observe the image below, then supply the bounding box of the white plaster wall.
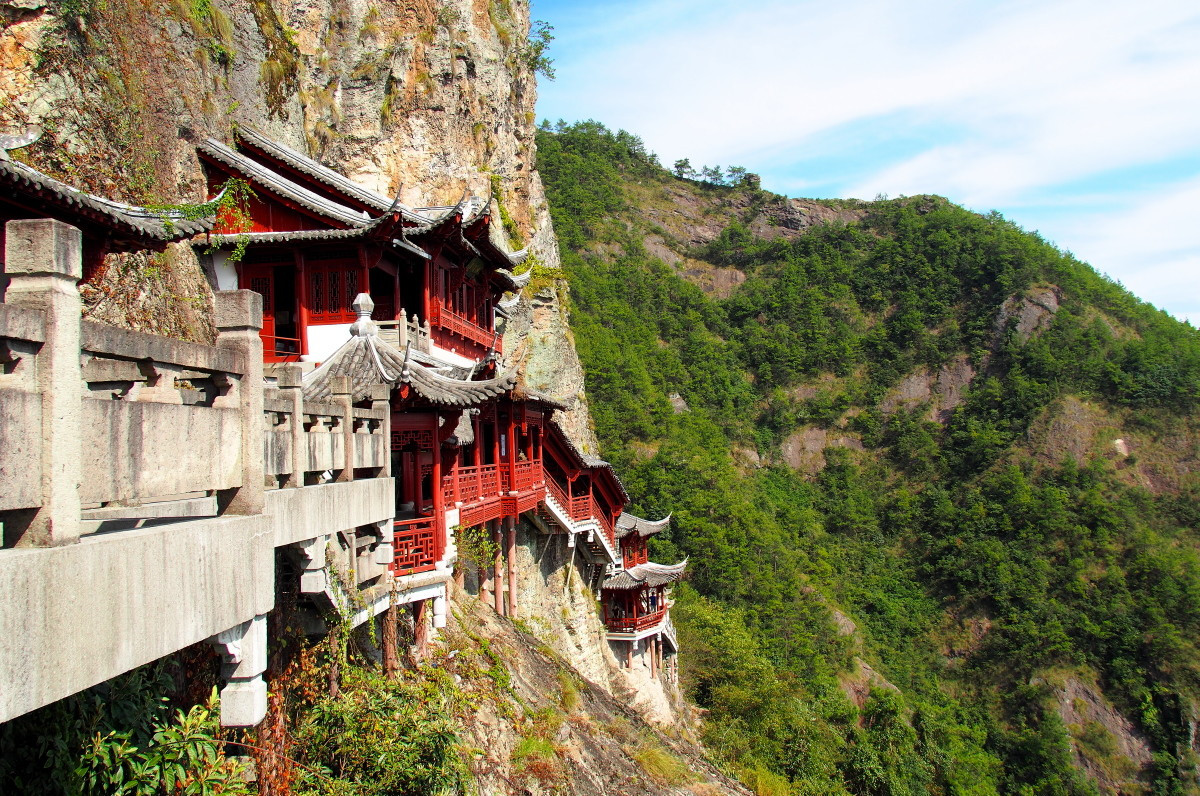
[212,252,238,291]
[303,323,353,362]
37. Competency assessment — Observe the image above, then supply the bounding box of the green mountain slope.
[537,120,1200,795]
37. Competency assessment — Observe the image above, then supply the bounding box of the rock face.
[1042,672,1153,794]
[0,0,563,349]
[445,589,749,795]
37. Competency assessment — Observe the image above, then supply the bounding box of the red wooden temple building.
[199,128,684,680]
[601,514,686,679]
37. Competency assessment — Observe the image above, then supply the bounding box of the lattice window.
[310,272,324,316]
[391,429,434,450]
[328,271,341,317]
[250,277,273,313]
[346,270,359,304]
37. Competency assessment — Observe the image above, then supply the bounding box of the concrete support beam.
[3,219,83,547]
[214,291,263,515]
[296,535,328,594]
[212,614,268,727]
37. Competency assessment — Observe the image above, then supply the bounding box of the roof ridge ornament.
[349,293,376,338]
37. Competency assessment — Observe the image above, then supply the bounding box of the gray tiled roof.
[302,295,517,406]
[236,126,395,213]
[615,512,671,540]
[602,560,687,590]
[200,139,374,228]
[0,159,214,243]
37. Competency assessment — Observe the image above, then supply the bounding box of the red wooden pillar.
[472,413,482,468]
[431,414,444,559]
[506,517,517,616]
[294,249,310,357]
[422,260,432,324]
[506,407,517,493]
[492,519,504,615]
[413,600,428,659]
[492,414,501,469]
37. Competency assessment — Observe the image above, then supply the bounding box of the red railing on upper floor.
[501,459,541,492]
[444,464,501,504]
[606,608,666,634]
[429,298,500,353]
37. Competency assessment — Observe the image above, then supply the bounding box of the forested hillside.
[537,120,1200,794]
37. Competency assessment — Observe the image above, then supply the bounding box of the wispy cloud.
[533,0,1200,322]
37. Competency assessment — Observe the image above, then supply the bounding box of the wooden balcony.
[444,463,501,504]
[429,298,501,353]
[501,459,542,492]
[606,607,666,635]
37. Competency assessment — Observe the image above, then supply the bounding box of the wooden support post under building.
[506,518,517,616]
[382,600,399,680]
[649,636,657,678]
[627,640,634,670]
[492,520,505,615]
[413,600,428,660]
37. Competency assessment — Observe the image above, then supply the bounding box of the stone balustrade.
[0,219,399,729]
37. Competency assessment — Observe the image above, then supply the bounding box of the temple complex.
[0,129,684,730]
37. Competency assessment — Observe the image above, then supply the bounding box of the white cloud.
[536,0,1200,320]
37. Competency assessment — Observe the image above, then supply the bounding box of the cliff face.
[0,0,585,437]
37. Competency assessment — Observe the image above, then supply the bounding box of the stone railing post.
[276,364,305,488]
[4,219,82,546]
[368,383,391,478]
[215,290,264,515]
[332,376,354,482]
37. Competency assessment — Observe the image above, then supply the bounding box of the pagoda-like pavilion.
[602,513,686,681]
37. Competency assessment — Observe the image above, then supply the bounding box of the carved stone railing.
[0,219,265,546]
[79,320,249,509]
[263,379,389,486]
[375,311,431,355]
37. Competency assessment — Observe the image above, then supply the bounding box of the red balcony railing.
[393,516,439,574]
[429,299,501,352]
[591,493,616,547]
[546,473,570,509]
[606,608,666,634]
[262,335,302,363]
[444,464,501,504]
[501,459,541,492]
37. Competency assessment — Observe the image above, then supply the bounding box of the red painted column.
[294,249,310,357]
[492,519,504,615]
[506,517,517,616]
[506,408,517,493]
[431,414,444,559]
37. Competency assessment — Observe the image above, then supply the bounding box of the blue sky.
[531,0,1200,325]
